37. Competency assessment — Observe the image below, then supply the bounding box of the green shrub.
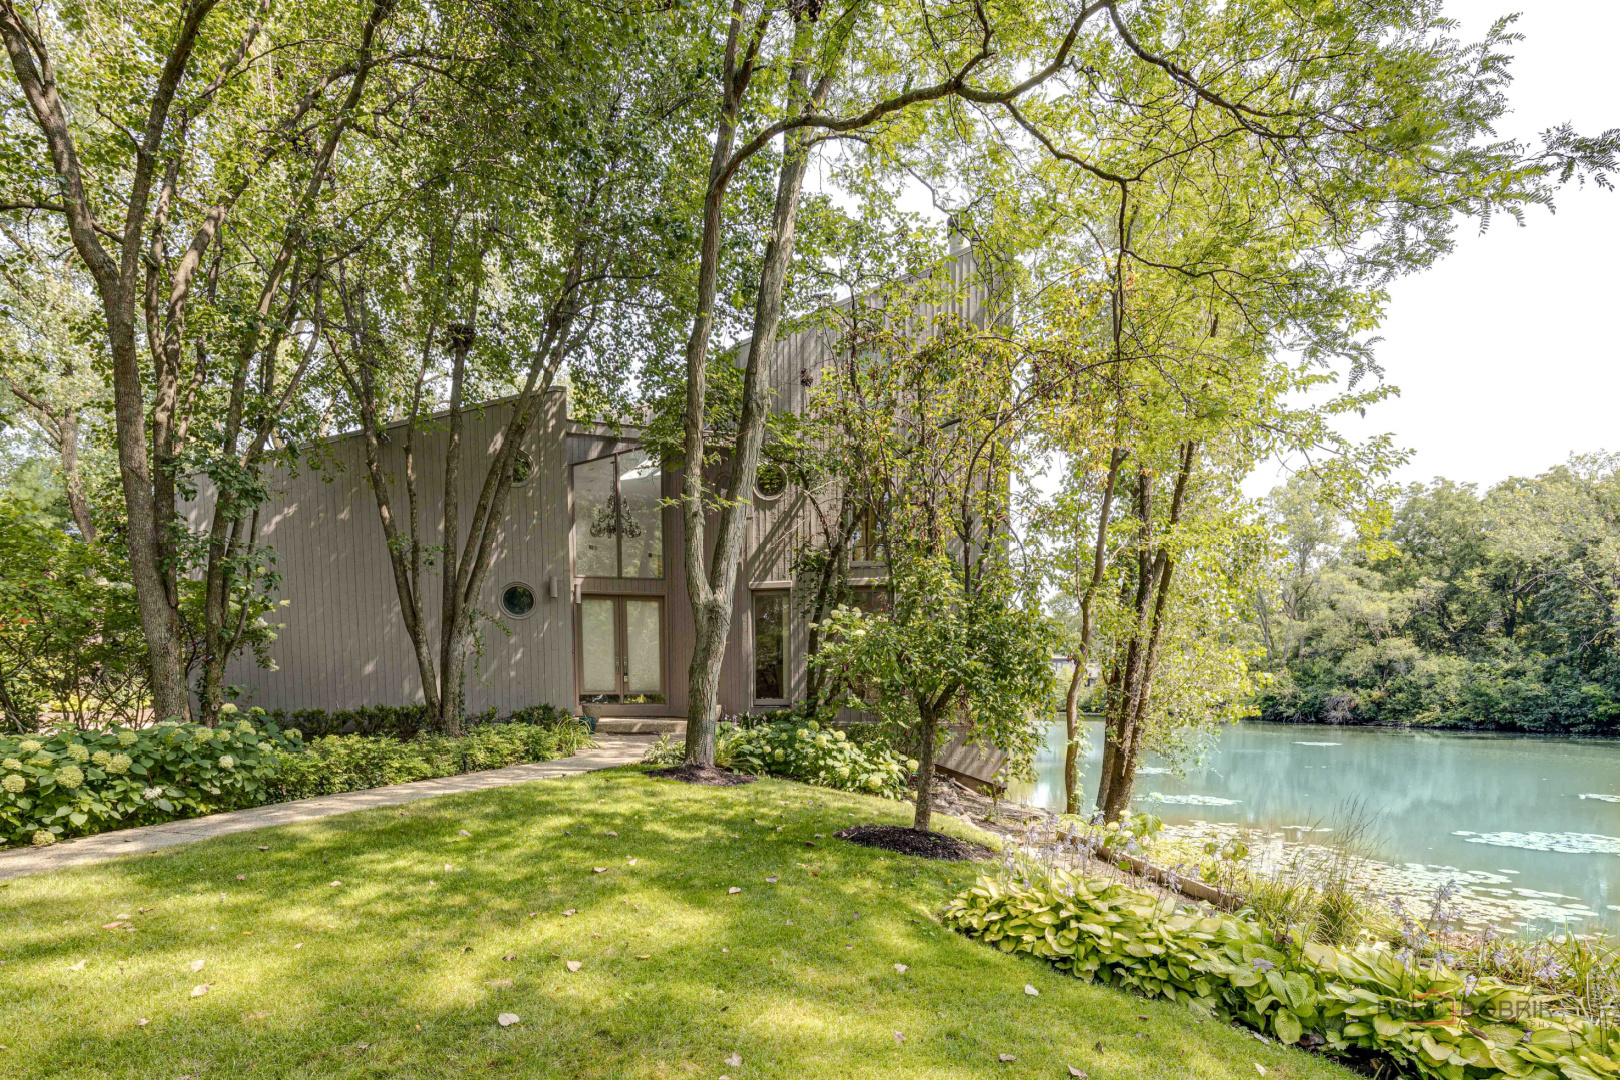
[265,701,580,738]
[726,718,914,797]
[268,723,593,801]
[944,867,1620,1080]
[0,708,303,847]
[0,499,148,731]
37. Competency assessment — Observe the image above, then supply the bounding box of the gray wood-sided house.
[194,250,990,721]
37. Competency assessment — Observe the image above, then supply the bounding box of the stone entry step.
[592,717,687,736]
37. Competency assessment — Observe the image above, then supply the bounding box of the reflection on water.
[1006,718,1620,932]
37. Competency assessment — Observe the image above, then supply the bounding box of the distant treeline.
[1252,456,1620,734]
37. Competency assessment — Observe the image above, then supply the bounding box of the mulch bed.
[834,824,994,861]
[647,763,758,787]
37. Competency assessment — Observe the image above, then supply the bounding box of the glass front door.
[579,596,664,704]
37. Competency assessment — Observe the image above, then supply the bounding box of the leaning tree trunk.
[1064,446,1124,814]
[1098,441,1196,822]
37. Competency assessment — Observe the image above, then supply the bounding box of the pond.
[1006,718,1620,934]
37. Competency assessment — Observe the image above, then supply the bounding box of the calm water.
[1007,719,1620,932]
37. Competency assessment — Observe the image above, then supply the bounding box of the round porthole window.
[754,461,787,501]
[501,582,536,618]
[510,450,535,486]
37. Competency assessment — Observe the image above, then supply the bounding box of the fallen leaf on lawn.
[138,906,153,913]
[728,887,742,894]
[329,880,343,887]
[502,954,517,961]
[998,1054,1017,1063]
[626,858,638,866]
[102,920,127,930]
[459,830,471,837]
[722,947,730,953]
[137,1018,149,1027]
[236,874,245,881]
[803,841,817,847]
[635,954,651,960]
[591,932,604,939]
[1254,1065,1267,1077]
[593,867,606,874]
[68,960,86,971]
[190,984,210,998]
[357,1042,370,1050]
[562,909,577,916]
[487,978,513,989]
[775,826,783,832]
[497,1013,520,1027]
[293,943,303,949]
[445,864,454,872]
[1136,1014,1148,1020]
[894,963,909,974]
[1093,1042,1103,1052]
[528,911,538,917]
[257,846,269,851]
[1251,1031,1271,1045]
[814,833,824,838]
[765,876,778,883]
[1068,1068,1088,1078]
[724,1052,742,1068]
[1024,984,1039,997]
[190,959,206,972]
[894,1031,906,1044]
[605,830,618,837]
[565,960,582,972]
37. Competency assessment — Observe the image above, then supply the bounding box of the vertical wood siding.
[179,248,989,718]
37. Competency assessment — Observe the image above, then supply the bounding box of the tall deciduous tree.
[1,0,421,720]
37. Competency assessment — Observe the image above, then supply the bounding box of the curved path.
[0,734,653,881]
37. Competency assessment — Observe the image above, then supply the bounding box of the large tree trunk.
[683,16,823,764]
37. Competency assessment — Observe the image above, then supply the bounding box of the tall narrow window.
[572,450,663,579]
[753,591,789,702]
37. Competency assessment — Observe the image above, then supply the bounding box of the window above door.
[573,449,663,579]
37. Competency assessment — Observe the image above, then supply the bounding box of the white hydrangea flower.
[19,740,43,754]
[117,730,139,747]
[218,755,236,769]
[65,743,90,762]
[2,758,21,771]
[141,786,164,800]
[107,754,132,775]
[285,728,302,741]
[220,703,239,715]
[32,830,56,846]
[55,765,85,788]
[236,719,254,734]
[92,750,113,767]
[2,774,25,794]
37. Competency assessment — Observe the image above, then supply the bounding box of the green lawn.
[0,767,1359,1080]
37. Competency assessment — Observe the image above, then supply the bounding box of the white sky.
[1249,1,1620,497]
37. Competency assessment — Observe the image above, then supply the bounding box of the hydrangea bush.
[725,718,915,797]
[0,706,302,847]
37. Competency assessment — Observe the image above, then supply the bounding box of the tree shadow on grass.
[1,769,1356,1079]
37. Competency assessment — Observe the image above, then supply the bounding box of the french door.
[578,596,665,704]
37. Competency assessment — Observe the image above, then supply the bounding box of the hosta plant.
[0,706,302,847]
[944,867,1620,1080]
[725,718,914,797]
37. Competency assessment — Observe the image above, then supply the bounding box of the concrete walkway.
[0,734,653,881]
